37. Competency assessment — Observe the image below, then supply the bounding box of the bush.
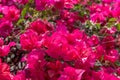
[0,0,120,80]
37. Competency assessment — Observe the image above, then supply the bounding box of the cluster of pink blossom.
[89,0,120,22]
[35,0,80,10]
[0,0,120,80]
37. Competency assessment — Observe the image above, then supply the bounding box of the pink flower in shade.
[12,0,28,4]
[2,6,20,21]
[0,0,14,5]
[117,68,120,76]
[0,20,13,38]
[101,67,115,74]
[82,70,120,80]
[75,55,96,70]
[92,70,120,80]
[104,49,119,62]
[95,45,106,59]
[0,59,13,80]
[100,27,117,35]
[20,29,40,51]
[102,35,115,49]
[29,20,47,34]
[58,67,85,80]
[46,60,68,80]
[54,0,64,10]
[8,42,16,47]
[0,5,2,12]
[35,0,53,11]
[0,38,4,47]
[104,55,118,63]
[64,0,80,9]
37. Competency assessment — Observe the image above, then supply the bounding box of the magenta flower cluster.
[0,0,120,80]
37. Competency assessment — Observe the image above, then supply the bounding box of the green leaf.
[116,23,120,31]
[0,14,3,18]
[29,0,33,3]
[74,4,81,10]
[115,61,120,66]
[95,23,100,29]
[109,18,116,22]
[21,3,29,18]
[17,19,24,25]
[107,22,112,28]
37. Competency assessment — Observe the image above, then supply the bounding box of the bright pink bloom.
[0,41,15,57]
[29,20,47,34]
[102,0,114,3]
[2,6,20,21]
[44,31,69,59]
[95,45,106,58]
[8,42,16,47]
[87,35,99,46]
[26,49,46,80]
[89,4,111,22]
[0,45,10,56]
[20,29,40,51]
[58,67,85,80]
[104,55,118,62]
[64,0,80,9]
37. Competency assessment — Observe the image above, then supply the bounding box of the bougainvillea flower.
[0,20,13,38]
[35,0,53,11]
[29,19,47,34]
[0,38,4,47]
[54,0,64,10]
[0,59,12,80]
[20,29,40,51]
[2,6,20,21]
[58,67,85,80]
[0,41,16,56]
[26,49,46,80]
[102,35,115,49]
[92,70,120,80]
[12,0,28,4]
[13,71,26,80]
